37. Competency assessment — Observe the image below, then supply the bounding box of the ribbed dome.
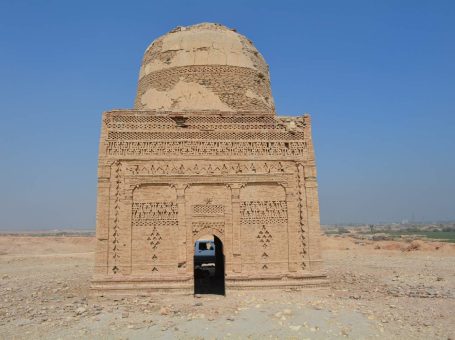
[135,23,275,113]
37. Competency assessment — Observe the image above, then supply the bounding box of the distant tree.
[369,224,375,233]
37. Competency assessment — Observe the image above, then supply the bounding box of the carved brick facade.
[92,23,327,294]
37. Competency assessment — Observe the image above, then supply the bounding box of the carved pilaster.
[108,161,122,275]
[184,184,194,275]
[95,175,110,276]
[229,183,243,273]
[297,163,309,270]
[119,183,134,275]
[284,184,299,272]
[175,183,188,273]
[303,163,322,271]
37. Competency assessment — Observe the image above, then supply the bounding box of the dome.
[134,23,275,113]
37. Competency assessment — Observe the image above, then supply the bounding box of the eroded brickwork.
[135,23,274,112]
[135,65,274,112]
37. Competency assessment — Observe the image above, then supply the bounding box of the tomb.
[92,23,328,294]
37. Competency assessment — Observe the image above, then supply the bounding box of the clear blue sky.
[0,0,454,229]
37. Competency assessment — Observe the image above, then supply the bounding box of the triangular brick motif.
[262,264,268,270]
[257,225,272,248]
[148,226,162,249]
[152,267,158,272]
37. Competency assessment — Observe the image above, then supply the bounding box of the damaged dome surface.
[135,23,275,113]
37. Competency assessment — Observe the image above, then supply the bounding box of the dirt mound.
[376,242,403,251]
[322,235,455,255]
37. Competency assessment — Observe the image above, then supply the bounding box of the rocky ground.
[0,235,454,339]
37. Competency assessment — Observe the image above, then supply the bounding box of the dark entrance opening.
[194,235,225,295]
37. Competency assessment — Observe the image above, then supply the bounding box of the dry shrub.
[403,240,423,252]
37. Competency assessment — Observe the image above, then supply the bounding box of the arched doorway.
[194,235,225,295]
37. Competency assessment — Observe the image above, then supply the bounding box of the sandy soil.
[0,235,454,339]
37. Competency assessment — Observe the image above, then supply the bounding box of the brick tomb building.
[92,23,327,294]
